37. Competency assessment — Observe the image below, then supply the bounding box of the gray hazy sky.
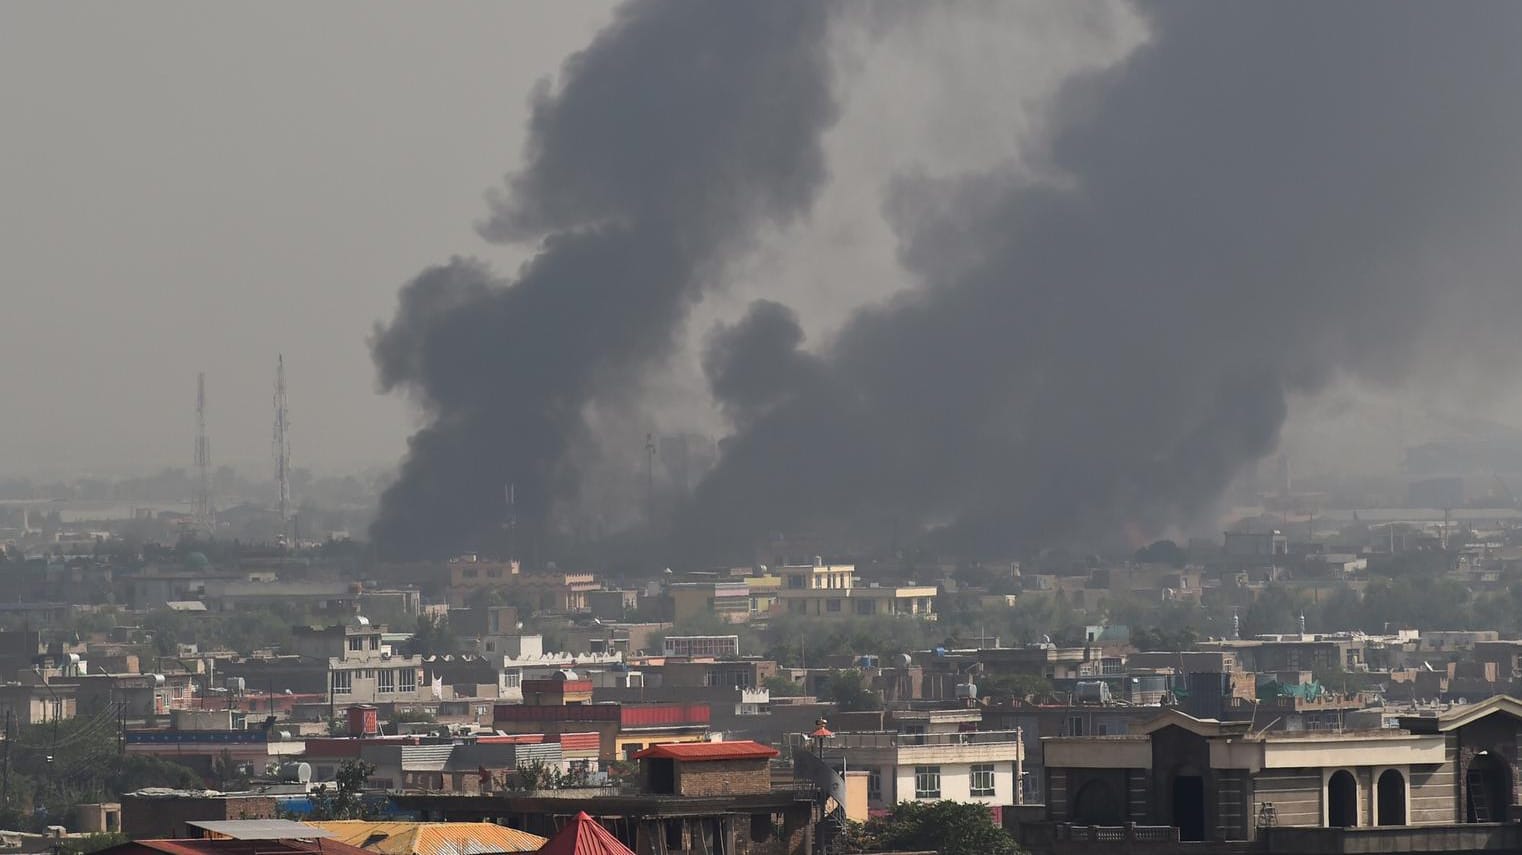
[6,1,1517,494]
[0,2,615,477]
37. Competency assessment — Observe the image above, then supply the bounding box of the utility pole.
[193,373,214,535]
[1015,726,1025,805]
[2,708,11,808]
[274,355,292,547]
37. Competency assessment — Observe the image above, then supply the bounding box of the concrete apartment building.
[1038,696,1522,848]
[477,633,621,702]
[775,558,937,619]
[800,708,1025,812]
[291,619,424,707]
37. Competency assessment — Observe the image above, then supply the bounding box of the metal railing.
[807,729,1025,749]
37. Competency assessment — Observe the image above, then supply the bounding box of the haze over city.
[6,6,1522,854]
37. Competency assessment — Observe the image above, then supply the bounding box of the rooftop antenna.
[193,372,215,535]
[273,355,291,546]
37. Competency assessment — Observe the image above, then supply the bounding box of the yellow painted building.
[776,559,937,619]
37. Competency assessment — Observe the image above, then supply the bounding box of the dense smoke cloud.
[703,300,822,431]
[684,2,1522,556]
[375,1,1522,564]
[370,1,839,559]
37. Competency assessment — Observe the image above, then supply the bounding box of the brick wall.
[122,795,277,838]
[676,759,772,797]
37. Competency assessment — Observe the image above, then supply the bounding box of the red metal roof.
[631,740,778,762]
[535,812,634,855]
[618,704,709,728]
[557,732,601,752]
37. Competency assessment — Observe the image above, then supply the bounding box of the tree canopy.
[849,801,1023,855]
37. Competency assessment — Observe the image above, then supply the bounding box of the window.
[398,668,417,694]
[332,671,352,696]
[1067,715,1084,736]
[827,599,842,613]
[377,669,395,694]
[914,766,941,799]
[867,769,882,803]
[787,575,805,589]
[503,670,521,689]
[348,637,364,652]
[971,764,996,797]
[855,600,874,615]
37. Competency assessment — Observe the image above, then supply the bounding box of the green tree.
[853,801,1022,855]
[820,670,881,712]
[306,759,376,820]
[978,672,1053,702]
[762,675,804,697]
[406,614,459,657]
[1133,540,1187,568]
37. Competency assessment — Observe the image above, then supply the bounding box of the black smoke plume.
[370,1,839,559]
[685,2,1522,557]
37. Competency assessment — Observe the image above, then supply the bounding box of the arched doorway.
[1376,770,1405,826]
[1071,779,1123,826]
[1172,774,1206,841]
[1466,751,1512,822]
[1327,770,1358,828]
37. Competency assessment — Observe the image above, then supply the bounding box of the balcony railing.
[807,729,1025,750]
[1055,824,1179,844]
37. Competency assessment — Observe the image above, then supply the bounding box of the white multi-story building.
[478,633,622,702]
[295,617,424,705]
[801,709,1025,810]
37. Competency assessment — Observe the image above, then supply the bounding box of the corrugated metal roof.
[398,745,455,772]
[557,732,600,753]
[129,839,372,855]
[306,822,545,855]
[631,740,778,761]
[188,820,333,840]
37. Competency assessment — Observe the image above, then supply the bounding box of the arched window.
[1327,770,1358,828]
[1376,769,1405,826]
[1467,751,1512,823]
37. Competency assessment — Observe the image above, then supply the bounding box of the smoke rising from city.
[369,1,840,558]
[373,1,1522,561]
[684,2,1522,557]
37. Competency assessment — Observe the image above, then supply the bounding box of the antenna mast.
[193,373,214,535]
[274,355,291,546]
